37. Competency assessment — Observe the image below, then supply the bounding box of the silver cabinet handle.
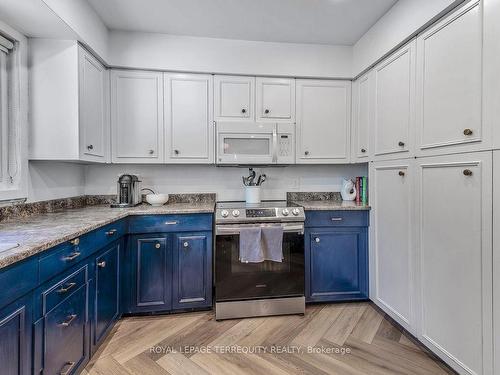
[105,229,117,236]
[69,238,80,246]
[63,252,81,262]
[98,261,106,268]
[331,218,343,222]
[165,221,178,225]
[59,361,76,375]
[59,314,77,327]
[315,237,321,243]
[56,282,76,294]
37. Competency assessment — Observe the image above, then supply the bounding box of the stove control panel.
[215,204,305,223]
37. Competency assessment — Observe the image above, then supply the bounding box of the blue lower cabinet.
[0,294,32,375]
[93,240,121,352]
[33,266,90,375]
[305,227,368,303]
[128,234,172,313]
[172,232,212,310]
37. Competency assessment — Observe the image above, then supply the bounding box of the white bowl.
[146,194,169,207]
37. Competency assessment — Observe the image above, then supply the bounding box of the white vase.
[245,186,261,204]
[340,178,357,201]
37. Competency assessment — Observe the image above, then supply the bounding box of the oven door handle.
[216,223,304,235]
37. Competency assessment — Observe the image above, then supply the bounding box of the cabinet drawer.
[128,214,212,234]
[92,219,126,251]
[305,211,369,228]
[0,258,38,310]
[42,266,87,314]
[44,285,87,375]
[39,233,94,283]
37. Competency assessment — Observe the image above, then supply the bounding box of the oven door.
[215,222,305,302]
[216,122,277,165]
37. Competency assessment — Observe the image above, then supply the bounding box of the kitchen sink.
[0,243,20,253]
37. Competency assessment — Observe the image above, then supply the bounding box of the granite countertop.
[0,202,215,270]
[292,200,370,211]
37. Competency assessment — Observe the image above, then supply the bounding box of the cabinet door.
[351,72,372,162]
[165,74,214,163]
[0,295,32,375]
[111,70,164,163]
[78,47,109,163]
[256,77,295,122]
[214,75,254,121]
[416,1,486,156]
[416,152,492,375]
[131,235,171,313]
[44,285,88,375]
[369,160,414,333]
[494,151,500,375]
[372,40,415,160]
[172,232,212,310]
[94,242,120,349]
[306,228,368,302]
[296,80,351,164]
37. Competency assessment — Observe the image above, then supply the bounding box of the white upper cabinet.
[79,48,109,162]
[370,159,415,334]
[164,73,214,163]
[416,152,493,375]
[416,1,486,156]
[256,78,295,122]
[371,40,416,161]
[29,40,110,163]
[351,72,372,162]
[214,75,254,121]
[111,70,164,163]
[296,80,351,164]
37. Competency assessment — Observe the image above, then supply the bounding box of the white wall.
[352,0,463,76]
[41,0,109,61]
[85,164,368,202]
[108,31,353,79]
[28,161,86,202]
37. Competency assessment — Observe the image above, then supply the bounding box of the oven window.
[223,137,270,155]
[215,232,304,302]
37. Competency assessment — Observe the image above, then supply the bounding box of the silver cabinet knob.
[183,241,189,248]
[97,261,106,268]
[315,237,321,243]
[155,243,161,249]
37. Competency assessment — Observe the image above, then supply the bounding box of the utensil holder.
[245,186,261,204]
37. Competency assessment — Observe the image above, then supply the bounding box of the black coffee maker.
[110,174,142,208]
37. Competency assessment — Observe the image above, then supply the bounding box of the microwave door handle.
[272,127,278,163]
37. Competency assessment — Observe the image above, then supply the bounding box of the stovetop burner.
[215,200,305,224]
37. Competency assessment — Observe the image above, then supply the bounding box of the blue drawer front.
[42,266,87,314]
[128,214,212,234]
[92,219,127,253]
[305,210,369,228]
[0,259,38,310]
[44,285,88,375]
[38,232,95,284]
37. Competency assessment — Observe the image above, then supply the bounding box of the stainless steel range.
[215,201,306,320]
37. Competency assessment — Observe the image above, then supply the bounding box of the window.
[0,30,25,202]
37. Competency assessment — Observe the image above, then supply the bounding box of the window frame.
[0,20,27,203]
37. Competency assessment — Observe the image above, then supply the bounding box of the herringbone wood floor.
[83,302,456,375]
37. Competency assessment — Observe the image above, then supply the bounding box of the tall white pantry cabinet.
[367,1,495,374]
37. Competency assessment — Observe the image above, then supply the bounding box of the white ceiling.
[87,0,398,45]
